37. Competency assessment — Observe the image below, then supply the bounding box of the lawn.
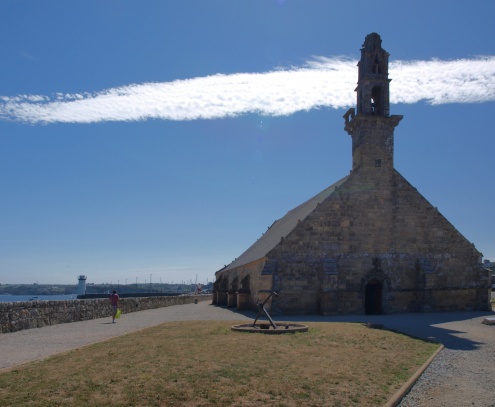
[0,321,439,406]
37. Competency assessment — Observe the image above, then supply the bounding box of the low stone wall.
[0,295,212,334]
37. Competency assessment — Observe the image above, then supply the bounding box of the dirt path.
[0,301,251,371]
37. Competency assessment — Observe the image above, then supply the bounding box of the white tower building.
[77,275,87,296]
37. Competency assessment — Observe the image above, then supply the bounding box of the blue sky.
[0,1,494,285]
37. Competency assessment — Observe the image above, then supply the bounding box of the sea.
[0,294,78,303]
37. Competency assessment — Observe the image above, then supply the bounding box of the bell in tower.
[356,33,391,117]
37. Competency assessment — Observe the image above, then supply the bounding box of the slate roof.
[221,175,350,272]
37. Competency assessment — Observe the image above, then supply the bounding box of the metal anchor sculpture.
[252,290,278,329]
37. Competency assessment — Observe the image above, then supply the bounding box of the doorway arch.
[365,279,383,315]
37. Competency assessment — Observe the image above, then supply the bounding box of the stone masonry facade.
[213,33,491,315]
[266,167,488,314]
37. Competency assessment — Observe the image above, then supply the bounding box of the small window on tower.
[375,159,382,167]
[373,55,381,74]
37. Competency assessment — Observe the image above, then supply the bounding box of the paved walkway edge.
[384,343,444,407]
[0,322,169,374]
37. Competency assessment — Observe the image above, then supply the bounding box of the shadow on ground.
[216,304,495,351]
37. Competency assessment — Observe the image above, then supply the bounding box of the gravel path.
[1,299,494,406]
[396,315,495,407]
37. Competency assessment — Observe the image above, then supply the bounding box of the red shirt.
[109,293,119,306]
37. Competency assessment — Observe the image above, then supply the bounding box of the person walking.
[109,290,119,323]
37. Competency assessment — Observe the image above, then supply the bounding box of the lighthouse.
[77,275,87,296]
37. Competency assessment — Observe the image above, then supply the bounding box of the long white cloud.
[1,56,494,124]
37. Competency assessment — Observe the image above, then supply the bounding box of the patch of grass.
[0,321,439,406]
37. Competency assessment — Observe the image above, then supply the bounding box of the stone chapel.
[213,33,491,315]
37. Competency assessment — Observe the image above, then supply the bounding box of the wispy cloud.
[1,56,494,124]
[390,57,495,104]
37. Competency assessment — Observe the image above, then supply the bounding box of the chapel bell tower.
[344,33,402,171]
[356,32,390,116]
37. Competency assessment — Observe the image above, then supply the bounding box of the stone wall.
[214,165,490,315]
[265,168,489,314]
[0,295,211,334]
[213,257,269,310]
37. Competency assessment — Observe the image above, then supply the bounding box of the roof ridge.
[219,174,350,272]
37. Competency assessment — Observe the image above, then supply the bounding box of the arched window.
[371,86,382,115]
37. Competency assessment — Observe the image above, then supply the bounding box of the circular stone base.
[231,323,308,334]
